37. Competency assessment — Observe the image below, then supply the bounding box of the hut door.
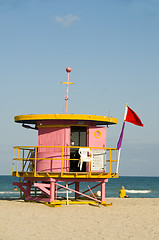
[70,126,87,172]
[88,126,106,172]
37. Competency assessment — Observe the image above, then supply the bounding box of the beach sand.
[0,198,158,240]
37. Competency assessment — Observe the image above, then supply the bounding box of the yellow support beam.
[12,171,118,179]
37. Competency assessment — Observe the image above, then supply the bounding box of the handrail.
[14,145,117,150]
[12,145,118,178]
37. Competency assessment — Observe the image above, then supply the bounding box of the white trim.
[116,148,121,173]
[124,104,128,121]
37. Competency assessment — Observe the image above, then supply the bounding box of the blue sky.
[0,0,159,176]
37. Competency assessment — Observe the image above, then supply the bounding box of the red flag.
[124,106,143,127]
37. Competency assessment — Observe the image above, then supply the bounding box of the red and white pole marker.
[61,67,74,114]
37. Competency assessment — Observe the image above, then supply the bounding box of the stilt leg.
[66,182,69,205]
[101,180,106,204]
[75,182,79,199]
[26,181,32,198]
[50,178,55,202]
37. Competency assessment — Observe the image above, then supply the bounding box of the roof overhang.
[14,114,117,126]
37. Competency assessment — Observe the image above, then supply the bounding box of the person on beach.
[119,186,129,198]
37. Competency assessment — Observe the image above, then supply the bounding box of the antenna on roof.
[61,67,74,114]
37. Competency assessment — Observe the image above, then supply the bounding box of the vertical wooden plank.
[109,149,111,175]
[12,147,15,173]
[34,147,37,177]
[16,148,19,177]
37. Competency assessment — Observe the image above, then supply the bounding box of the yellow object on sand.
[119,188,126,198]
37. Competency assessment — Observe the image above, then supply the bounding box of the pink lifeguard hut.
[12,67,118,206]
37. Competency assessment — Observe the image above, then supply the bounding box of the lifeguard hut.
[12,67,119,206]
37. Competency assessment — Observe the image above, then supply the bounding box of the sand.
[0,198,159,240]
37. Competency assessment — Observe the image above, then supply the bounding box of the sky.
[0,0,159,176]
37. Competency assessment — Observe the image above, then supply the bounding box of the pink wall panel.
[37,127,70,172]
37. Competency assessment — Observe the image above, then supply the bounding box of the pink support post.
[56,182,101,203]
[101,180,106,204]
[34,183,50,196]
[50,178,55,202]
[26,181,32,197]
[80,182,102,196]
[13,182,32,198]
[75,182,79,199]
[55,182,58,200]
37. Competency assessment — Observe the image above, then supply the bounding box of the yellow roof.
[14,114,117,125]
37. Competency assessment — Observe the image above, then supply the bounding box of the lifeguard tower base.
[12,69,118,207]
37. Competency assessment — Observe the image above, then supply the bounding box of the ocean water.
[0,175,158,199]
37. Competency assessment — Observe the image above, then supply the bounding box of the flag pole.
[116,104,128,173]
[116,149,121,174]
[124,103,128,121]
[116,104,143,173]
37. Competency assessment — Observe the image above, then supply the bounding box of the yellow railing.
[12,146,119,178]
